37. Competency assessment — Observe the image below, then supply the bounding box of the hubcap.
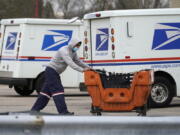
[151,83,169,103]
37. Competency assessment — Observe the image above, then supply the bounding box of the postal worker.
[31,38,91,115]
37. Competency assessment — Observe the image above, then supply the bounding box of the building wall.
[170,0,180,8]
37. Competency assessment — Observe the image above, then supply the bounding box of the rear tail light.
[16,47,20,59]
[18,40,21,45]
[84,38,88,44]
[85,46,88,51]
[84,30,89,59]
[19,32,22,38]
[111,28,115,35]
[96,13,101,17]
[111,36,115,42]
[112,44,115,50]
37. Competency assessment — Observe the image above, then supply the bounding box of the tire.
[79,83,87,91]
[35,73,45,94]
[149,76,174,107]
[14,86,34,96]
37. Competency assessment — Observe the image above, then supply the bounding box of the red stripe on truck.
[84,57,180,63]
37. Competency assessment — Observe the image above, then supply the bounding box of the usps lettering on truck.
[95,28,109,56]
[152,23,180,50]
[5,32,17,50]
[41,30,72,51]
[151,63,180,69]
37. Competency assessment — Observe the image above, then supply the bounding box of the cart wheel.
[95,107,102,116]
[90,105,101,116]
[141,106,147,116]
[138,104,147,116]
[91,106,102,116]
[90,104,96,113]
[96,112,102,116]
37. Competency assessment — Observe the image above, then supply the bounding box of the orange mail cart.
[84,70,153,116]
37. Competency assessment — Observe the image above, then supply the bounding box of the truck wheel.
[79,83,87,91]
[14,86,34,96]
[149,76,174,107]
[35,74,45,94]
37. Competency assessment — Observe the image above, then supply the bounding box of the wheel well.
[154,71,177,96]
[33,71,45,89]
[35,71,45,81]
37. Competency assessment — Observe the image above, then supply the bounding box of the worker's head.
[72,42,82,52]
[68,38,82,52]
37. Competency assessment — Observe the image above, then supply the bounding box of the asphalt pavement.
[0,85,180,116]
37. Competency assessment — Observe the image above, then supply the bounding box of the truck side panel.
[85,15,180,95]
[18,24,83,87]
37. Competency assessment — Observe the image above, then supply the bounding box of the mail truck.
[0,18,84,96]
[83,8,180,107]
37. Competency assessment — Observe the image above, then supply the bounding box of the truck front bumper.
[0,77,28,86]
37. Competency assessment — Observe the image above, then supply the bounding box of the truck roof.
[1,18,82,25]
[84,8,180,19]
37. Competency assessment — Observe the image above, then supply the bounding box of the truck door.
[1,25,19,61]
[90,18,111,68]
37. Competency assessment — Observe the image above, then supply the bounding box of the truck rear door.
[1,25,19,61]
[90,18,111,68]
[0,25,19,73]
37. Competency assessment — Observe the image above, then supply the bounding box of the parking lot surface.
[0,85,180,116]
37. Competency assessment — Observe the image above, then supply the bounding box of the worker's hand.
[83,68,91,72]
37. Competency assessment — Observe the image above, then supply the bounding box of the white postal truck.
[83,8,180,107]
[0,18,84,96]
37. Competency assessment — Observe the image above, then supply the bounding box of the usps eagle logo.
[96,28,109,51]
[41,30,72,51]
[152,23,180,50]
[5,32,17,50]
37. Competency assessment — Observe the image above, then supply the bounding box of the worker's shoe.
[60,111,74,115]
